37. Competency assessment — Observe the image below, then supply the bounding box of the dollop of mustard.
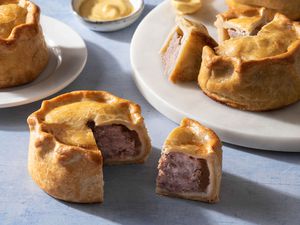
[171,0,202,15]
[79,0,134,21]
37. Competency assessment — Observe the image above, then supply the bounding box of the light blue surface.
[0,0,299,224]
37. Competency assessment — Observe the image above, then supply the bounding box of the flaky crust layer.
[156,118,222,203]
[28,91,152,203]
[0,0,49,88]
[199,14,300,111]
[227,0,300,20]
[215,6,274,43]
[160,17,217,83]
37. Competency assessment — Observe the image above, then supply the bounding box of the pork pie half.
[199,14,300,111]
[28,91,151,203]
[0,0,49,88]
[156,118,222,203]
[160,17,217,83]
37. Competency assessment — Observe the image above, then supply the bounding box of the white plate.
[131,0,300,152]
[0,15,87,108]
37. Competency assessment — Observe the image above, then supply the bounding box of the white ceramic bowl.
[71,0,144,32]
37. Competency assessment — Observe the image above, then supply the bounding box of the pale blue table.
[0,1,300,224]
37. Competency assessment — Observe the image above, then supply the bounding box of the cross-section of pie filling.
[87,121,142,161]
[157,152,210,193]
[156,118,222,203]
[43,100,148,164]
[28,91,151,203]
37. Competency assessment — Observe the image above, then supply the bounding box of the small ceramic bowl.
[71,0,144,32]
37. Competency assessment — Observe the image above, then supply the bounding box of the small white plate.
[131,0,300,152]
[0,15,87,108]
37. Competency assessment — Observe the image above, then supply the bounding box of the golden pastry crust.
[199,14,300,111]
[160,17,217,83]
[0,0,49,88]
[156,118,222,203]
[215,6,274,43]
[227,0,300,20]
[28,91,152,203]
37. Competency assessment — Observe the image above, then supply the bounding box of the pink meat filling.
[161,31,183,75]
[228,28,247,38]
[157,152,210,193]
[227,25,263,38]
[87,121,141,161]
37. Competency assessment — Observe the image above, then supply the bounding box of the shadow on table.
[94,4,156,43]
[62,148,299,225]
[61,148,210,225]
[203,172,300,225]
[224,142,300,165]
[0,101,41,131]
[0,41,119,132]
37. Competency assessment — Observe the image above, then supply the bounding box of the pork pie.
[160,17,217,83]
[0,0,49,88]
[156,118,222,203]
[28,91,151,203]
[199,14,300,111]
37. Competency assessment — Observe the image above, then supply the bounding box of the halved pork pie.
[160,17,217,83]
[199,14,300,111]
[27,91,151,203]
[156,118,222,203]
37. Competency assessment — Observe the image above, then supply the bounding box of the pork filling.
[227,23,264,39]
[157,152,210,193]
[87,121,142,161]
[161,30,183,75]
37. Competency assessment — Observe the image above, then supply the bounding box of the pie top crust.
[228,0,300,20]
[215,6,274,42]
[0,2,27,38]
[199,14,300,111]
[216,14,300,61]
[163,118,222,161]
[28,91,151,163]
[0,0,49,88]
[0,0,39,43]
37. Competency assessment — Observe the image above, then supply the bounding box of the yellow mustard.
[79,0,134,21]
[171,0,202,15]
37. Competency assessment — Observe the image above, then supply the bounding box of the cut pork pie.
[199,14,300,111]
[27,91,151,203]
[156,118,222,203]
[160,17,217,83]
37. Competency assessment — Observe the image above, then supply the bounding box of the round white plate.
[131,0,300,152]
[0,15,87,108]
